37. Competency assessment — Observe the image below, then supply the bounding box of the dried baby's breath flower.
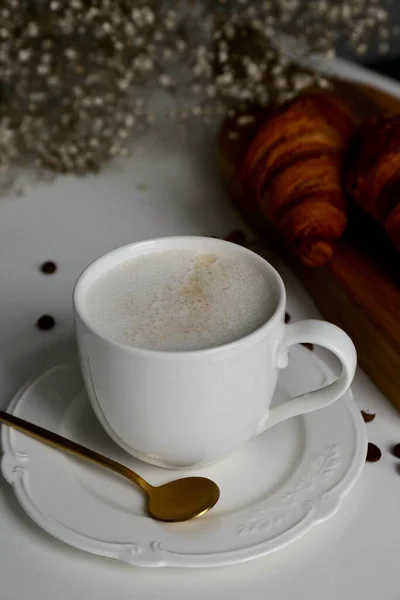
[0,0,395,193]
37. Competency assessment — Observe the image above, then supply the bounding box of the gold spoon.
[0,410,220,522]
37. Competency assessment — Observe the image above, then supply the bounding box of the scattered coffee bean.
[301,343,314,351]
[40,261,57,275]
[361,410,376,423]
[392,443,400,459]
[366,442,381,462]
[285,312,291,323]
[224,229,246,246]
[36,315,56,331]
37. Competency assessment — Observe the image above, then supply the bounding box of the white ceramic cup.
[73,236,357,469]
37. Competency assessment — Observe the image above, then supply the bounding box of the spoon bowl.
[148,477,220,522]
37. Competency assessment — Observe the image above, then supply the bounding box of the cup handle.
[263,319,357,431]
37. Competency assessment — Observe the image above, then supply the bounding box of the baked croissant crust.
[240,91,356,266]
[347,114,400,251]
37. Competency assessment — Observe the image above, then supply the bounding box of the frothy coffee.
[84,249,275,351]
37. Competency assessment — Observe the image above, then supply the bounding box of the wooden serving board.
[218,79,400,410]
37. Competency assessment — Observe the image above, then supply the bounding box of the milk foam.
[84,249,275,351]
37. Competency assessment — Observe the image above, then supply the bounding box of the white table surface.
[1,58,400,599]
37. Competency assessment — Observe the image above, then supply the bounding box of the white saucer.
[1,347,366,568]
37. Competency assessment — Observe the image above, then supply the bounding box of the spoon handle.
[0,410,152,494]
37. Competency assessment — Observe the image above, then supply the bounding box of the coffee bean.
[224,229,246,246]
[40,261,57,274]
[284,312,291,323]
[361,410,376,423]
[392,443,400,459]
[301,342,314,351]
[36,315,56,331]
[366,442,381,462]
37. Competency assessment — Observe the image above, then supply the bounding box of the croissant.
[240,91,356,266]
[347,114,400,251]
